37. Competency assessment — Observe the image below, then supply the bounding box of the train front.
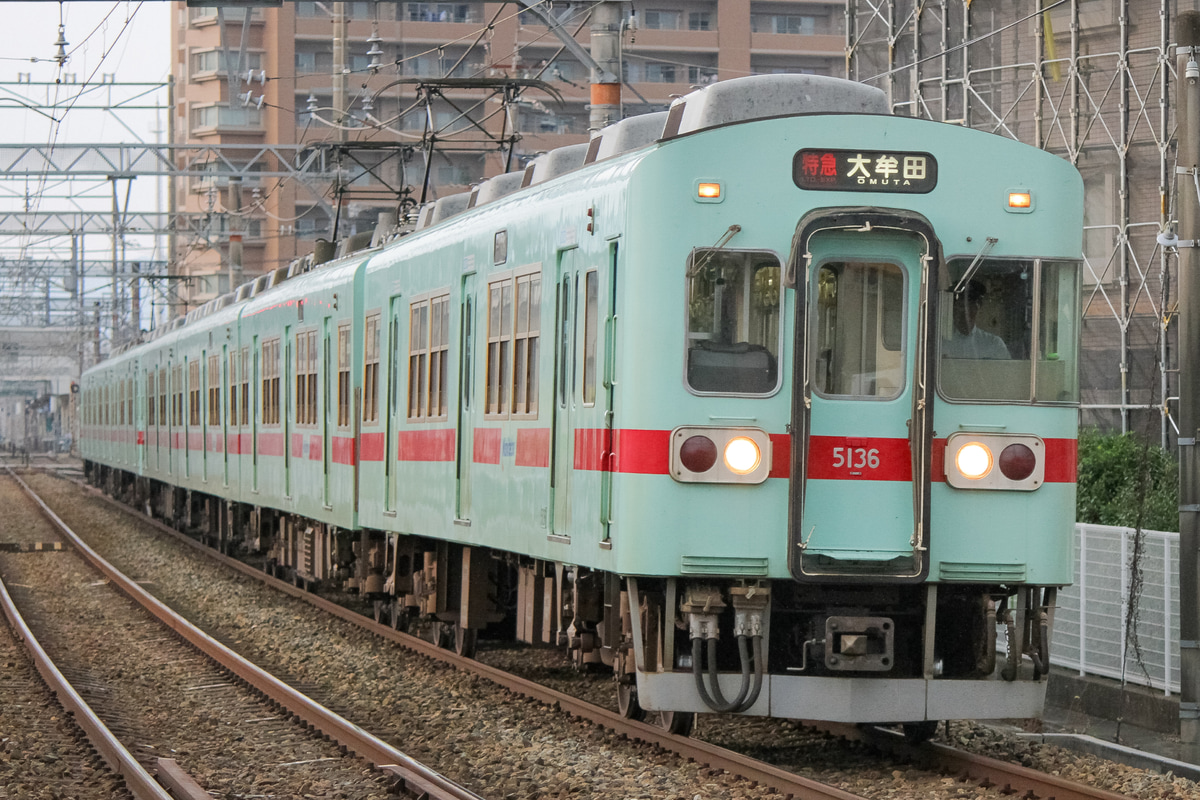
[614,75,1083,729]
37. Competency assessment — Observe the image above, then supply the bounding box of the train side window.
[147,372,156,427]
[295,330,318,426]
[189,360,201,426]
[262,338,281,425]
[408,293,450,422]
[513,273,540,416]
[363,313,381,423]
[486,271,539,418]
[119,381,126,426]
[486,278,514,416]
[582,269,598,406]
[172,364,183,426]
[685,249,782,395]
[159,368,167,427]
[812,261,905,399]
[208,353,221,426]
[494,230,508,265]
[337,323,352,427]
[240,346,250,425]
[1036,261,1080,403]
[229,350,239,426]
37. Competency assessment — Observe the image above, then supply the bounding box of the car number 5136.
[832,446,880,470]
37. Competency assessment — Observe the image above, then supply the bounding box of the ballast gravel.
[24,472,1200,800]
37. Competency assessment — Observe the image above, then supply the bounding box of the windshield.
[685,249,782,394]
[938,258,1079,403]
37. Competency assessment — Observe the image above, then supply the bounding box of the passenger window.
[685,249,782,394]
[813,262,905,398]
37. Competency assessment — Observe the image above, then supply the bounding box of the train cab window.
[938,258,1080,403]
[812,262,905,399]
[686,249,782,395]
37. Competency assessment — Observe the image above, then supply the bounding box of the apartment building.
[170,1,846,309]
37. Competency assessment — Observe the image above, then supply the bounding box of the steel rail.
[65,473,1147,800]
[808,721,1138,800]
[0,555,173,800]
[11,470,484,800]
[64,476,867,800]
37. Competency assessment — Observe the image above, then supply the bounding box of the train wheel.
[902,721,939,744]
[423,619,451,649]
[653,710,695,737]
[372,599,389,626]
[389,602,406,631]
[616,680,646,722]
[454,625,478,658]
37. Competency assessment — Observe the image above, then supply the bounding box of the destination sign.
[794,149,938,194]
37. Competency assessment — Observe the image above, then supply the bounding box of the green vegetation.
[1076,429,1178,532]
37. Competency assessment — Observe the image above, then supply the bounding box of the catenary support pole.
[1176,10,1200,744]
[589,1,627,132]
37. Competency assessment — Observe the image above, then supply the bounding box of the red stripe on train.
[398,429,455,462]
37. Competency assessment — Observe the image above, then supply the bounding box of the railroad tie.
[0,542,68,552]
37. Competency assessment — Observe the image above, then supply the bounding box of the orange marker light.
[698,182,722,199]
[1008,191,1032,209]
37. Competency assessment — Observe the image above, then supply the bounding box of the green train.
[81,74,1083,737]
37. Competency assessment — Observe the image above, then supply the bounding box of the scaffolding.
[848,0,1192,444]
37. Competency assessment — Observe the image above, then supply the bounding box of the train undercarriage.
[88,463,1057,739]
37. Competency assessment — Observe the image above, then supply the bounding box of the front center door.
[796,230,929,580]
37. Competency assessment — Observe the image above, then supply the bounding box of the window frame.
[363,311,382,424]
[407,291,451,423]
[337,322,352,428]
[188,359,201,427]
[208,353,222,426]
[261,337,281,426]
[485,265,541,419]
[809,257,909,402]
[684,247,785,398]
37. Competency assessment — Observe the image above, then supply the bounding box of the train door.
[135,363,146,475]
[794,228,932,581]
[284,326,292,498]
[550,249,578,537]
[322,317,332,506]
[455,274,476,521]
[384,296,402,513]
[222,344,230,487]
[252,337,260,493]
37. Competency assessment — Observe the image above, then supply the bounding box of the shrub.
[1076,429,1178,532]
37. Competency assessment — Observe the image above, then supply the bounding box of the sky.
[0,1,170,144]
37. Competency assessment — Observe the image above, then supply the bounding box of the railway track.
[25,468,1157,800]
[0,468,482,800]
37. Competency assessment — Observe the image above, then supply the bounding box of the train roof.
[94,74,902,371]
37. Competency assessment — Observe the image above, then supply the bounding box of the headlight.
[724,437,762,474]
[672,427,771,484]
[954,442,993,480]
[945,433,1044,491]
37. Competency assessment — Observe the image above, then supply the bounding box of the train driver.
[942,279,1009,359]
